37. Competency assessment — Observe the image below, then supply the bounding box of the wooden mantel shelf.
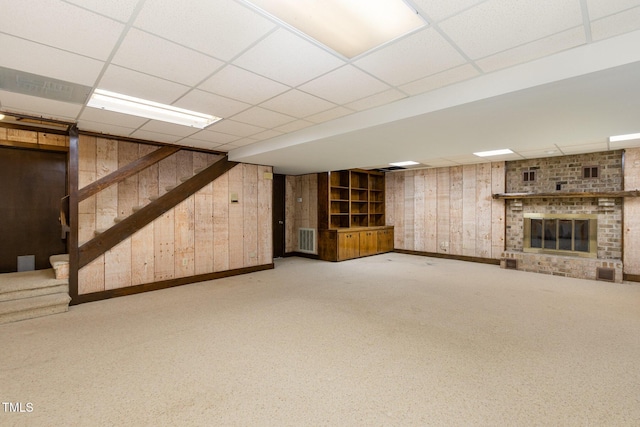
[492,190,640,200]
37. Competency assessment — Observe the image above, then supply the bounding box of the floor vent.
[596,267,615,282]
[298,228,316,254]
[504,259,518,270]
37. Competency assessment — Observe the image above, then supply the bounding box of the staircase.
[0,255,71,325]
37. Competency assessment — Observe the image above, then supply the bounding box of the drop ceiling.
[1,0,640,174]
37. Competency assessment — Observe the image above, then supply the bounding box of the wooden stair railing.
[78,156,238,269]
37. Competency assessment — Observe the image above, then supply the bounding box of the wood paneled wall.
[623,147,640,276]
[77,135,272,295]
[285,174,318,253]
[386,163,505,259]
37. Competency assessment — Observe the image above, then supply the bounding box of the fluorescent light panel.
[473,148,514,157]
[609,132,640,142]
[390,161,419,167]
[244,0,427,58]
[87,89,221,129]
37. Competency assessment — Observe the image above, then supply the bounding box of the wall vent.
[298,228,316,254]
[596,267,615,282]
[505,258,518,270]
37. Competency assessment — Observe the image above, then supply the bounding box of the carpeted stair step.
[49,254,69,280]
[0,293,71,324]
[0,269,68,302]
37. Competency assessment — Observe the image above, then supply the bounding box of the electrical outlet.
[182,258,188,267]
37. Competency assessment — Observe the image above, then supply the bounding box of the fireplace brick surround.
[501,151,624,282]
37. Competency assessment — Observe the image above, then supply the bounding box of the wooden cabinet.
[318,169,393,261]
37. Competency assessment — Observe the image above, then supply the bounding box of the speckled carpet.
[1,253,639,426]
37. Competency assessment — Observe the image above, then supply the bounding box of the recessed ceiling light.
[609,132,640,142]
[473,149,514,157]
[243,0,427,58]
[389,161,419,167]
[87,89,221,129]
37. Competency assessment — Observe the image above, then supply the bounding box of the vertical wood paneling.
[95,138,118,231]
[403,171,415,250]
[285,176,296,252]
[176,149,194,183]
[104,239,132,289]
[228,165,244,269]
[138,144,159,205]
[300,174,310,228]
[213,172,229,272]
[436,168,450,254]
[476,163,492,258]
[385,172,395,227]
[462,165,477,256]
[243,164,259,267]
[308,174,318,231]
[491,162,506,258]
[131,223,155,286]
[394,173,405,249]
[195,190,214,275]
[174,196,195,278]
[154,211,175,281]
[78,135,97,245]
[623,148,640,274]
[117,141,139,218]
[449,166,463,255]
[258,166,273,265]
[158,153,177,197]
[414,170,426,251]
[425,168,438,253]
[78,255,105,294]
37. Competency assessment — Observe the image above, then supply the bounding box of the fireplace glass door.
[524,214,597,257]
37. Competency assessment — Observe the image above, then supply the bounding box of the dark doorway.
[0,147,67,273]
[273,174,286,258]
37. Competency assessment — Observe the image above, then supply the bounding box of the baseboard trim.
[393,249,500,265]
[71,263,274,305]
[284,252,320,260]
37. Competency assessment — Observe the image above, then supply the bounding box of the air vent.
[504,258,517,270]
[298,228,316,254]
[596,267,615,282]
[0,66,91,104]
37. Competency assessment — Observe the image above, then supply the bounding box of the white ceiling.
[1,0,640,174]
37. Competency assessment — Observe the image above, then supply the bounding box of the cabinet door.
[338,232,359,260]
[377,228,394,253]
[359,230,378,257]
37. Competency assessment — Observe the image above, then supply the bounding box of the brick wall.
[503,151,623,279]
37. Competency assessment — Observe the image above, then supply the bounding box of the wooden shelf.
[493,190,640,199]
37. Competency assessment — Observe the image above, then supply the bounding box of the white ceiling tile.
[0,34,104,86]
[233,29,345,86]
[113,29,224,86]
[400,64,479,96]
[591,6,640,41]
[260,90,335,118]
[138,121,202,137]
[174,90,250,119]
[411,0,485,22]
[251,129,283,141]
[274,120,314,133]
[64,0,141,22]
[199,65,289,104]
[134,0,275,60]
[298,65,391,105]
[0,90,81,121]
[225,138,259,148]
[231,106,295,128]
[419,159,461,168]
[0,0,124,60]
[305,106,354,124]
[344,89,407,112]
[129,129,183,143]
[207,119,265,137]
[476,27,586,73]
[514,147,564,158]
[76,120,137,136]
[178,138,225,151]
[558,142,609,154]
[439,0,583,59]
[587,0,640,19]
[188,129,240,145]
[98,65,190,104]
[354,28,466,86]
[79,107,148,128]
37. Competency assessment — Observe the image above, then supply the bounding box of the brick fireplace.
[500,151,624,282]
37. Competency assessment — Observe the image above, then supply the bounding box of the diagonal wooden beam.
[78,156,238,269]
[78,145,180,201]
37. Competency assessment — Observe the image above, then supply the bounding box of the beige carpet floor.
[1,253,639,426]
